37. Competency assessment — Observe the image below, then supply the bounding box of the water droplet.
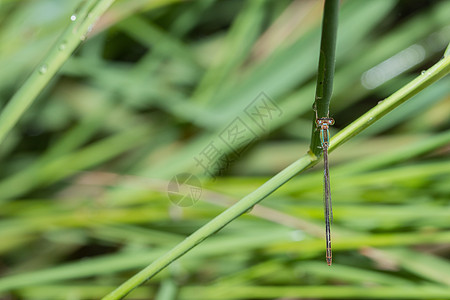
[39,64,48,74]
[58,41,67,51]
[369,117,373,121]
[70,14,77,21]
[245,206,254,214]
[421,70,426,75]
[377,100,383,105]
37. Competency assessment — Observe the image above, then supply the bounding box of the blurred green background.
[0,0,449,299]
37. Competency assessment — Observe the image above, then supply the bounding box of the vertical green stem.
[0,0,115,146]
[310,0,339,156]
[101,49,450,300]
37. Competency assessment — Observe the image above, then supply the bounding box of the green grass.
[0,0,449,299]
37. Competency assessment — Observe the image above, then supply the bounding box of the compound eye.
[322,118,335,125]
[316,117,335,126]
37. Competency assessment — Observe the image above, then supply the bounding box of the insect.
[316,116,335,266]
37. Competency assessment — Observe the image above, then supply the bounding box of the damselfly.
[316,117,335,266]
